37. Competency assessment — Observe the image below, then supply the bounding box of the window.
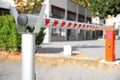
[78,14,84,22]
[51,5,65,37]
[87,17,91,23]
[51,5,65,19]
[67,11,76,37]
[67,11,76,21]
[52,28,65,37]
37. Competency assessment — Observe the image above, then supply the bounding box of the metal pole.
[22,33,35,80]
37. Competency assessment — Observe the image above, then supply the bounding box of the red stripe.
[98,27,100,30]
[100,27,103,30]
[94,26,96,30]
[78,24,82,28]
[45,19,50,26]
[90,26,92,29]
[82,24,86,28]
[96,27,98,30]
[60,21,66,27]
[99,27,101,30]
[73,23,77,28]
[91,26,94,30]
[52,20,59,26]
[97,27,100,30]
[68,22,72,27]
[95,26,97,30]
[87,25,89,28]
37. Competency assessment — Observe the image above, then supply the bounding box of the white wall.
[50,0,67,9]
[51,36,65,41]
[86,9,91,17]
[49,0,91,18]
[78,5,91,17]
[67,0,76,12]
[43,0,51,17]
[0,0,15,9]
[78,5,85,15]
[92,17,100,24]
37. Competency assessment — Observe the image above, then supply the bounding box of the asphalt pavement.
[37,40,120,59]
[0,62,120,80]
[1,40,120,80]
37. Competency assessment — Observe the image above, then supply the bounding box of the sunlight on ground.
[0,52,120,71]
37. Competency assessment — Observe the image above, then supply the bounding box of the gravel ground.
[0,62,120,80]
[1,40,120,80]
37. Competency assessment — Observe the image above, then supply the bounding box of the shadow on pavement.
[73,44,104,49]
[36,44,104,54]
[115,58,120,61]
[36,47,63,53]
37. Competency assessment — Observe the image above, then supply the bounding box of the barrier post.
[22,33,35,80]
[105,16,115,62]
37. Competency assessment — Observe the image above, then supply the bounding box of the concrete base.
[100,59,120,65]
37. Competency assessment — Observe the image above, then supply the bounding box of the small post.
[22,33,35,80]
[64,45,72,56]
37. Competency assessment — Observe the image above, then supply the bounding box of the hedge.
[0,15,44,53]
[0,15,21,53]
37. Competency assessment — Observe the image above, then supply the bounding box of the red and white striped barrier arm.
[18,14,114,32]
[17,4,115,33]
[43,18,114,31]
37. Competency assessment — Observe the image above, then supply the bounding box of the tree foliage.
[71,0,91,7]
[72,0,120,18]
[14,0,44,13]
[89,0,120,18]
[36,28,45,45]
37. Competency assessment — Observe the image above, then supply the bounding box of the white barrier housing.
[22,34,35,80]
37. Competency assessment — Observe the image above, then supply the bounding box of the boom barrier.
[8,2,116,80]
[0,0,116,79]
[44,18,114,31]
[17,14,114,33]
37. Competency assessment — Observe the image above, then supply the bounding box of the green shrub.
[0,15,45,53]
[0,15,21,53]
[36,27,45,45]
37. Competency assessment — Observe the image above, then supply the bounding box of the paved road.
[37,40,120,59]
[1,40,120,80]
[0,62,120,80]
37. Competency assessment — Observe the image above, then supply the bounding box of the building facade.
[0,0,103,43]
[42,0,103,43]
